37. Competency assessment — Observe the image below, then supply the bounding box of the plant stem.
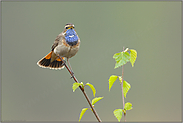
[58,56,102,122]
[120,47,126,122]
[120,65,126,122]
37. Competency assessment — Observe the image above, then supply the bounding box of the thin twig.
[58,56,102,122]
[120,47,126,122]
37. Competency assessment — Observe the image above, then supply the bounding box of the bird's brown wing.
[51,33,63,51]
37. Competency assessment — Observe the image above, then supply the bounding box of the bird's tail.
[37,51,65,70]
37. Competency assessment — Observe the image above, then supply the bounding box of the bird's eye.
[65,27,69,29]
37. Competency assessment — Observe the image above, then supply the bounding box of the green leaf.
[109,75,118,91]
[113,49,130,69]
[118,77,131,98]
[86,83,96,97]
[72,82,82,92]
[113,52,122,62]
[130,49,137,67]
[79,108,88,122]
[113,109,123,122]
[123,80,131,98]
[124,102,133,111]
[113,52,123,69]
[92,97,103,105]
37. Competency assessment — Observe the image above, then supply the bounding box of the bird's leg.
[67,58,74,78]
[57,54,66,65]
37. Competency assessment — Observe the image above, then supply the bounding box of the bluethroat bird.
[37,23,80,72]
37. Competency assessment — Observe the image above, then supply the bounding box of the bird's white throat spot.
[69,35,74,38]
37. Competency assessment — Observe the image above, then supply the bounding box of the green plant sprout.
[57,47,136,122]
[108,47,137,122]
[57,56,102,122]
[72,82,103,122]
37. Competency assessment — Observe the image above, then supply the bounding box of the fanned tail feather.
[37,51,65,70]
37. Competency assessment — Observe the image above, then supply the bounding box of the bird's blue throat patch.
[65,29,78,46]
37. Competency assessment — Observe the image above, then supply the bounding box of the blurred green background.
[2,1,181,122]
